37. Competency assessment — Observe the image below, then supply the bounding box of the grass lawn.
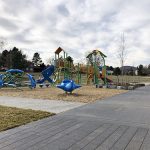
[0,105,55,132]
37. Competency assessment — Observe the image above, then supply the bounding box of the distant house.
[120,66,137,75]
[0,67,8,71]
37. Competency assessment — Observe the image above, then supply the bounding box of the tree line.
[0,47,74,72]
[109,65,150,76]
[0,47,150,75]
[0,47,45,72]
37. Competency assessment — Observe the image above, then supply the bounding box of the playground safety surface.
[0,86,127,103]
[0,86,150,150]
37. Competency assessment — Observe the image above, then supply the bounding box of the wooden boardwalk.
[0,86,150,150]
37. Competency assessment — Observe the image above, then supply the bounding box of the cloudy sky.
[0,0,149,67]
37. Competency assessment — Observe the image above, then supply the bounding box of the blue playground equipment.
[0,74,4,88]
[0,69,24,89]
[0,69,36,89]
[57,79,81,93]
[26,73,36,89]
[6,69,24,74]
[0,65,81,92]
[0,65,56,89]
[36,65,55,84]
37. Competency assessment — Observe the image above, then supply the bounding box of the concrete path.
[62,85,150,128]
[0,86,150,150]
[0,96,85,113]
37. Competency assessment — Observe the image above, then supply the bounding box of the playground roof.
[86,50,107,59]
[55,47,66,55]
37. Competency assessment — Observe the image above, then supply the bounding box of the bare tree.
[47,56,55,65]
[118,32,127,75]
[0,37,7,52]
[0,41,5,51]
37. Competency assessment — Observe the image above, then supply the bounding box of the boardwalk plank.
[0,119,77,150]
[68,123,112,150]
[82,124,119,150]
[0,115,61,139]
[41,121,101,150]
[95,125,128,150]
[110,126,137,150]
[27,122,84,150]
[140,130,150,150]
[0,116,66,141]
[125,128,148,150]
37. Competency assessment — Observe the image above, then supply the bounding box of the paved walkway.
[0,96,85,113]
[0,86,150,150]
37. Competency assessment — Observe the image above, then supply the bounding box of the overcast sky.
[0,0,149,67]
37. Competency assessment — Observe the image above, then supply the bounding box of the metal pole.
[103,58,107,85]
[64,51,66,79]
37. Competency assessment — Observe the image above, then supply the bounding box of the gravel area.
[0,86,127,103]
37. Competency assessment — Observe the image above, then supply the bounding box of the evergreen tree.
[66,56,73,68]
[32,52,45,72]
[109,66,114,71]
[0,50,10,67]
[114,67,121,75]
[32,52,43,67]
[137,64,144,76]
[106,66,114,71]
[0,47,29,70]
[11,47,28,69]
[66,56,73,63]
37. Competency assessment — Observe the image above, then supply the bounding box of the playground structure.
[56,79,81,93]
[0,47,113,92]
[0,66,56,89]
[0,47,82,93]
[54,47,75,82]
[54,47,82,92]
[86,49,112,86]
[53,48,113,85]
[53,48,113,87]
[54,47,68,81]
[36,65,56,86]
[0,69,36,89]
[0,46,143,92]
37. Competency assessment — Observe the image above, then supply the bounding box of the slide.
[6,69,24,74]
[36,65,55,84]
[27,73,36,89]
[0,74,4,88]
[100,76,113,83]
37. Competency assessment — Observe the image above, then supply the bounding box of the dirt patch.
[0,86,127,103]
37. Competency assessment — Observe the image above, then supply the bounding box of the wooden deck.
[0,86,150,150]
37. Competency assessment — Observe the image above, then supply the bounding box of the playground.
[0,47,147,103]
[0,47,150,150]
[0,47,130,103]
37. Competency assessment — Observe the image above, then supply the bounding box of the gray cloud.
[2,0,31,15]
[57,4,70,17]
[0,0,149,66]
[0,17,18,30]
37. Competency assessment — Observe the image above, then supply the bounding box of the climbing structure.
[54,47,76,82]
[86,49,112,85]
